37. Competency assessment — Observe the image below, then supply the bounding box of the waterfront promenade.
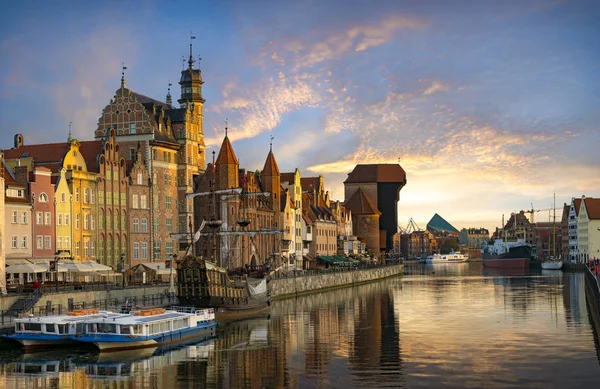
[0,263,403,331]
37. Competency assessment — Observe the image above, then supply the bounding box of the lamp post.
[169,253,176,297]
[119,253,125,288]
[52,255,59,292]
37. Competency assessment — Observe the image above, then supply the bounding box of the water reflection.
[0,264,599,388]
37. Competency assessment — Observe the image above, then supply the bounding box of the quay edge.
[1,266,404,331]
[269,264,404,300]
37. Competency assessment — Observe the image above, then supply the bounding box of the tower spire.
[121,63,127,88]
[68,122,73,143]
[189,32,196,69]
[166,81,172,105]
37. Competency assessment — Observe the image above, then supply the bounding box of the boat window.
[132,325,144,335]
[120,325,131,335]
[172,318,186,330]
[76,323,86,334]
[97,323,118,334]
[45,324,56,333]
[24,323,42,332]
[160,321,170,333]
[150,323,161,334]
[57,324,69,334]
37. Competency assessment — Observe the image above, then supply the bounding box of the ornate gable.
[95,87,158,139]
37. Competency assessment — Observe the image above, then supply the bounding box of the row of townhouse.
[0,48,216,271]
[1,131,160,270]
[565,196,600,263]
[191,132,360,271]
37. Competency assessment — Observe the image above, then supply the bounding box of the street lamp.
[119,253,125,288]
[52,255,59,292]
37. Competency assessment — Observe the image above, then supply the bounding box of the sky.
[1,0,599,233]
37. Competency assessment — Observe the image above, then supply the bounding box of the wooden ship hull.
[176,255,271,322]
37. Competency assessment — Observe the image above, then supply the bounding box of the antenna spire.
[189,32,196,69]
[269,135,274,152]
[121,62,127,88]
[166,81,172,105]
[225,118,228,138]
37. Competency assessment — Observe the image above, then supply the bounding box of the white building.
[0,153,6,295]
[568,197,582,262]
[582,197,600,262]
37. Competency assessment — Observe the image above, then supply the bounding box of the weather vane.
[270,135,274,151]
[225,118,228,137]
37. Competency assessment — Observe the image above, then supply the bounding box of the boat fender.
[20,323,24,332]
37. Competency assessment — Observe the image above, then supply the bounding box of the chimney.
[14,165,29,184]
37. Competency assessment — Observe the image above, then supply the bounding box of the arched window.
[38,193,48,202]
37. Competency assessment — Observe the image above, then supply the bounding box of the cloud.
[52,28,140,140]
[206,72,320,145]
[261,14,430,71]
[423,80,449,96]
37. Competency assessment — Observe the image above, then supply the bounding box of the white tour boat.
[425,252,468,263]
[2,309,123,351]
[72,306,217,352]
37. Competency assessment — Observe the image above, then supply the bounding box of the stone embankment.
[270,264,404,299]
[0,264,404,330]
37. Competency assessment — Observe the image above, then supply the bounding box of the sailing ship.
[541,193,563,270]
[174,170,278,321]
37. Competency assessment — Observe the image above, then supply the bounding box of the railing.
[9,292,178,320]
[267,262,401,280]
[3,280,172,297]
[584,264,600,308]
[0,311,16,327]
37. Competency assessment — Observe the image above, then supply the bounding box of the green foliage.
[440,239,459,254]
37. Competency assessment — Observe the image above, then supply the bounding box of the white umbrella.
[58,260,96,273]
[34,262,68,273]
[83,260,113,273]
[6,263,48,274]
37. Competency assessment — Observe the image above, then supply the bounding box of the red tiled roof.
[584,198,600,219]
[215,136,238,165]
[2,142,69,164]
[574,198,582,216]
[344,164,406,184]
[344,188,380,215]
[3,168,25,188]
[262,150,280,177]
[79,140,103,172]
[301,177,319,192]
[280,172,294,184]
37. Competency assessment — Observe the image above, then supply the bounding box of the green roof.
[426,213,459,233]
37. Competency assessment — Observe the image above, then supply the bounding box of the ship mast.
[552,192,556,259]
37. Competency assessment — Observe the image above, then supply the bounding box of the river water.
[1,263,599,388]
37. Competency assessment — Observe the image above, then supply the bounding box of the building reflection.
[3,267,598,388]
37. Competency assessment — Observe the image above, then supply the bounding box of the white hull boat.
[541,260,562,270]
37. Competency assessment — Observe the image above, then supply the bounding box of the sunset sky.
[1,0,598,232]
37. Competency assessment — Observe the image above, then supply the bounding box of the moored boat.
[481,239,532,269]
[541,260,563,270]
[177,255,271,322]
[2,309,123,351]
[425,252,468,263]
[72,307,217,352]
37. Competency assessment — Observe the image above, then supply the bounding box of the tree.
[440,239,459,254]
